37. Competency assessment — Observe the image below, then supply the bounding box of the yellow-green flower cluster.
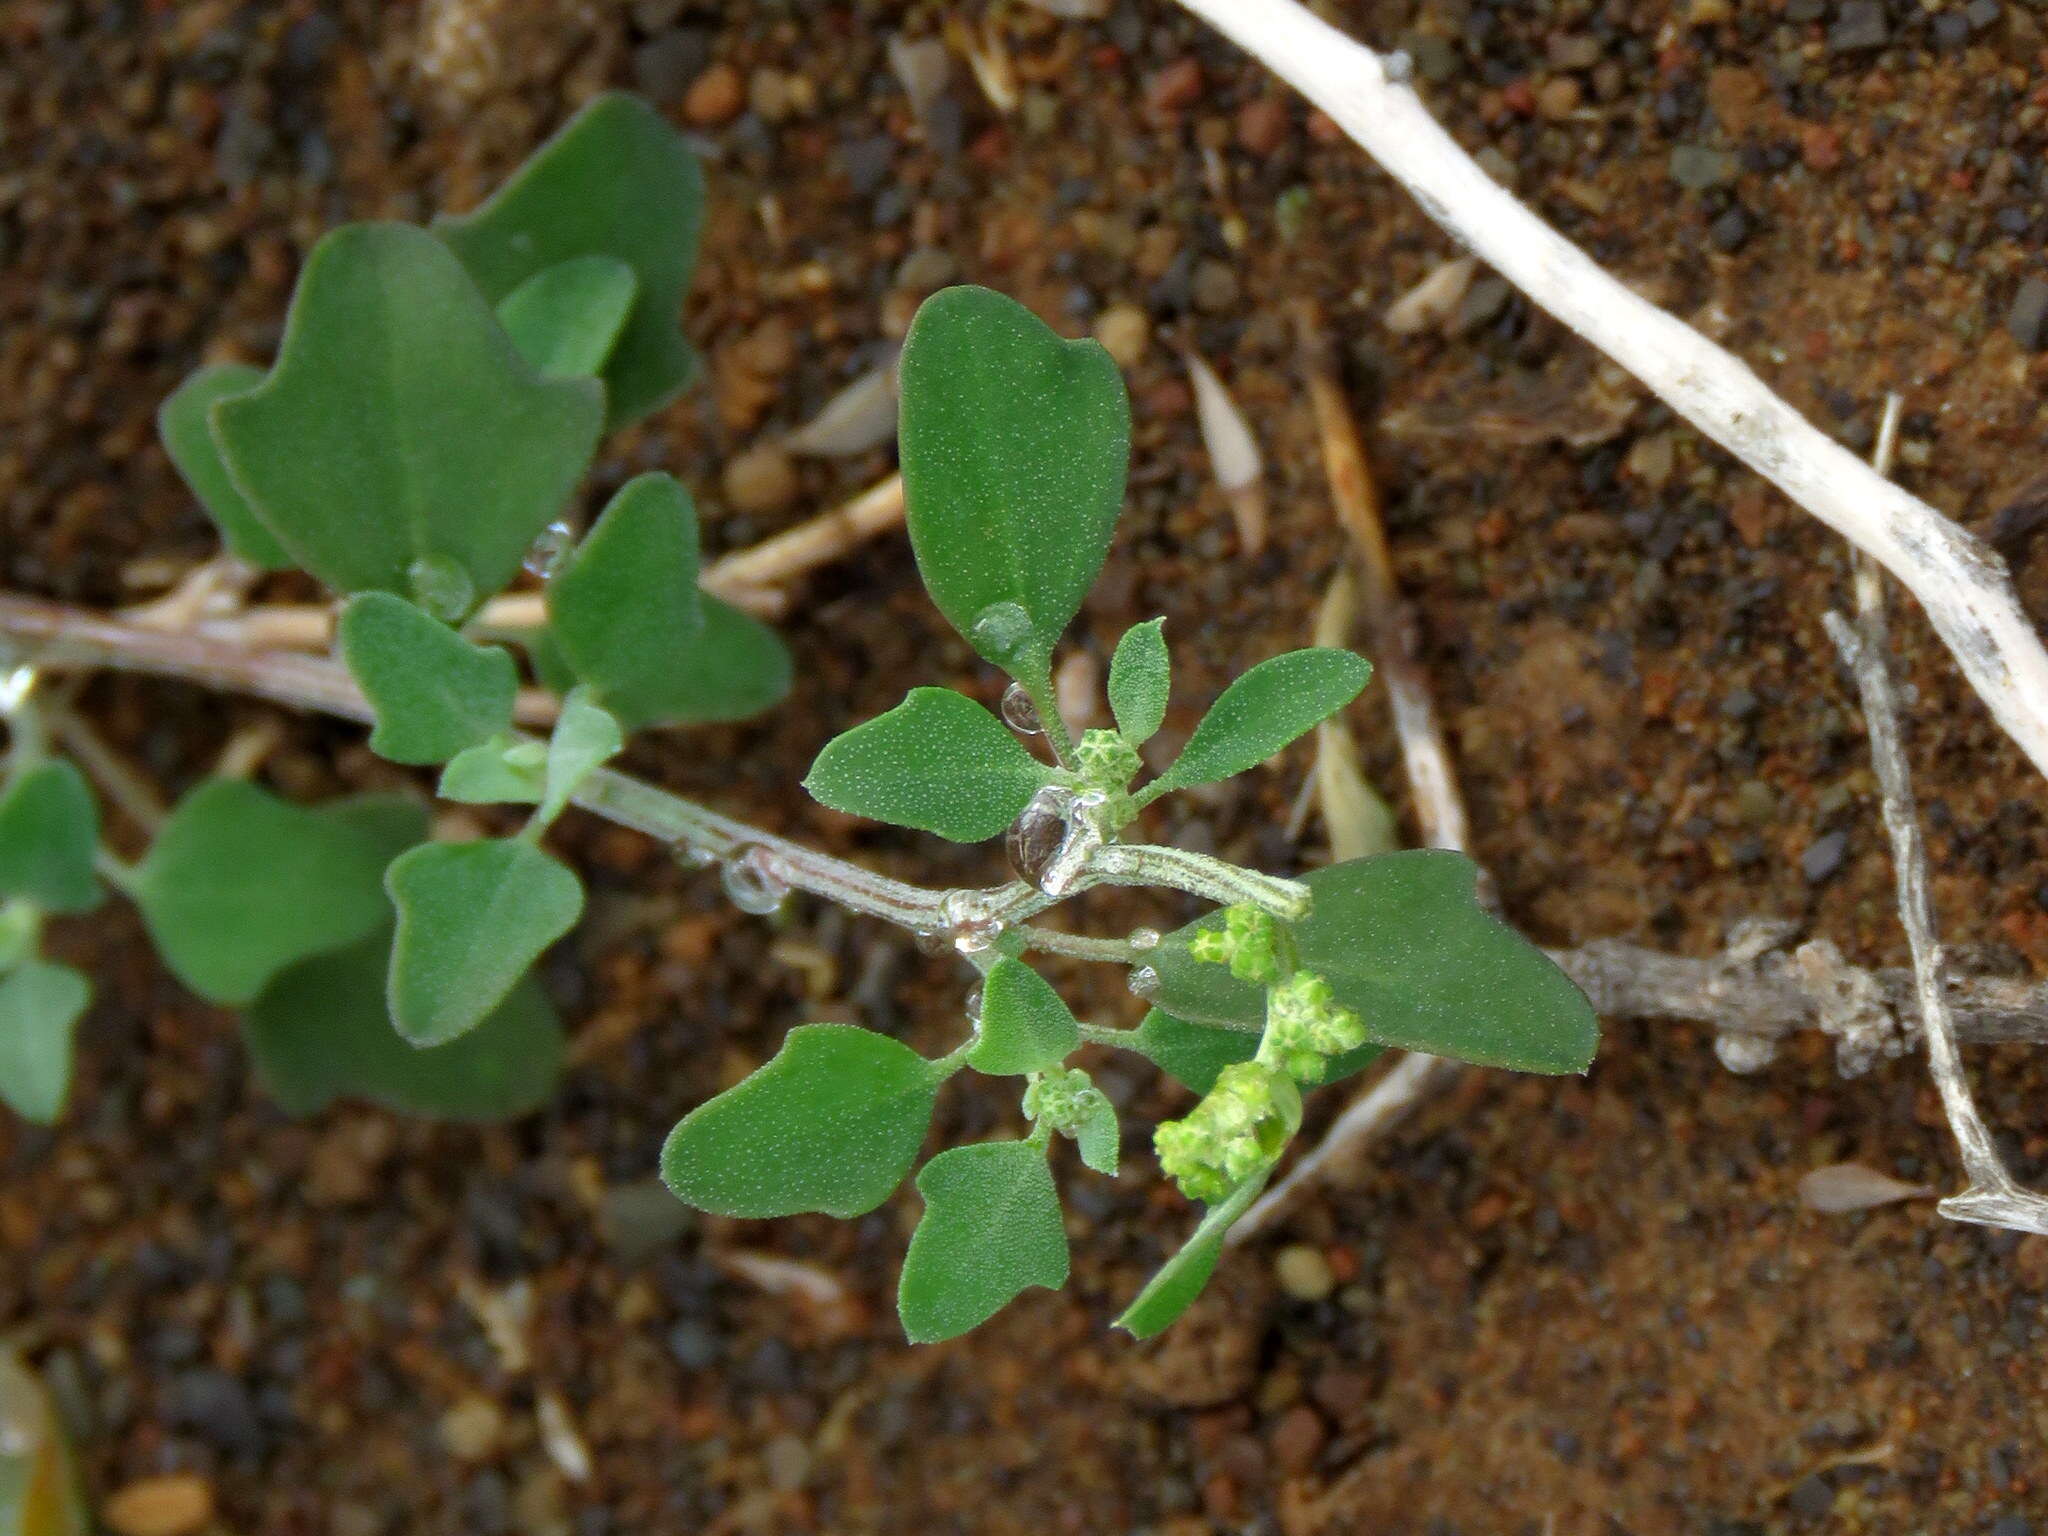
[1187,902,1282,984]
[1258,971,1366,1082]
[1022,1064,1103,1133]
[1073,728,1142,791]
[1153,1061,1297,1203]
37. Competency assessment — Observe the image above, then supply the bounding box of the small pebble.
[764,1433,812,1491]
[1235,96,1290,156]
[1787,1474,1835,1519]
[1669,144,1737,191]
[440,1396,506,1462]
[894,247,958,293]
[1273,1244,1335,1301]
[683,63,745,128]
[1709,205,1753,253]
[2007,276,2048,351]
[104,1475,215,1536]
[748,68,794,123]
[1146,58,1203,119]
[1268,1404,1328,1474]
[1093,303,1151,369]
[1190,259,1240,314]
[1800,830,1849,884]
[1536,77,1581,119]
[1827,1,1888,51]
[722,445,800,516]
[631,30,711,105]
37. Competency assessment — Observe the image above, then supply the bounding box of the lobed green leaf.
[157,362,291,568]
[435,92,706,429]
[0,761,101,915]
[899,286,1129,687]
[661,1024,943,1218]
[804,687,1053,843]
[131,783,422,1006]
[338,592,519,765]
[439,735,545,806]
[244,929,564,1120]
[898,1141,1069,1343]
[1153,648,1372,794]
[0,959,90,1124]
[213,222,602,608]
[966,958,1081,1076]
[385,837,583,1046]
[495,255,638,379]
[1108,617,1171,746]
[537,687,623,828]
[1148,852,1599,1075]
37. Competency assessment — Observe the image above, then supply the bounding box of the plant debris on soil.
[9,1,2048,1532]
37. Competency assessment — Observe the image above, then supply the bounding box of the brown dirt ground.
[8,0,2048,1532]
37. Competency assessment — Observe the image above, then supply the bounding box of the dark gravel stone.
[1801,829,1849,883]
[631,29,713,105]
[666,1319,720,1370]
[1787,1474,1835,1518]
[1932,13,1971,51]
[839,135,896,198]
[1710,205,1754,251]
[1828,2,1889,51]
[170,1368,265,1456]
[1992,1517,2033,1536]
[1786,0,1825,17]
[1968,0,2003,29]
[2007,276,2048,350]
[1670,144,1738,190]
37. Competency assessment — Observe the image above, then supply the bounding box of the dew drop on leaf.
[969,601,1035,668]
[1128,927,1161,953]
[1127,965,1161,1000]
[721,843,790,915]
[524,519,575,580]
[1005,784,1072,889]
[407,553,476,622]
[1000,681,1042,735]
[940,888,1004,955]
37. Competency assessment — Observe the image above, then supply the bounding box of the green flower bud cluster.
[1073,728,1143,791]
[1187,902,1283,984]
[1022,1064,1103,1133]
[1257,970,1366,1083]
[1153,1061,1298,1203]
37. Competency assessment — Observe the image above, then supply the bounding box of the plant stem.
[1088,843,1312,921]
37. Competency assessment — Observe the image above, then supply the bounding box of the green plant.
[0,92,1596,1343]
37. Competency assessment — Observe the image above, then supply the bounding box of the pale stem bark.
[1173,0,2048,789]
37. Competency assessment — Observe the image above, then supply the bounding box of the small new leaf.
[1072,1095,1121,1176]
[440,735,545,806]
[435,92,705,429]
[385,837,584,1045]
[966,958,1081,1076]
[1115,1173,1269,1338]
[1154,648,1372,793]
[495,255,638,379]
[537,687,623,829]
[1108,618,1171,745]
[804,687,1053,842]
[900,286,1130,687]
[338,592,519,765]
[157,362,291,567]
[212,222,603,605]
[898,1141,1069,1344]
[661,1024,942,1218]
[245,929,564,1120]
[132,783,420,1006]
[0,761,101,914]
[0,959,90,1124]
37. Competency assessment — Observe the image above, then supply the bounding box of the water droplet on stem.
[1006,785,1073,889]
[1000,681,1042,735]
[721,843,789,915]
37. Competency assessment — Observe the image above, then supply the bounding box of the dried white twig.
[1820,410,2048,1235]
[1172,0,2048,790]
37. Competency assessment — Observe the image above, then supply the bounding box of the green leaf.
[385,837,583,1045]
[495,255,638,379]
[523,626,580,696]
[0,959,89,1123]
[967,958,1080,1076]
[212,222,602,607]
[1153,648,1372,793]
[131,783,422,1006]
[1128,1008,1381,1094]
[435,92,705,429]
[338,592,519,765]
[537,687,622,827]
[1115,1173,1268,1339]
[1109,617,1171,746]
[1072,1096,1120,1176]
[440,735,545,805]
[899,286,1130,686]
[804,687,1052,842]
[0,762,101,914]
[657,595,793,725]
[157,362,292,568]
[243,929,564,1120]
[898,1141,1070,1343]
[1149,852,1598,1075]
[546,474,700,723]
[661,1023,942,1218]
